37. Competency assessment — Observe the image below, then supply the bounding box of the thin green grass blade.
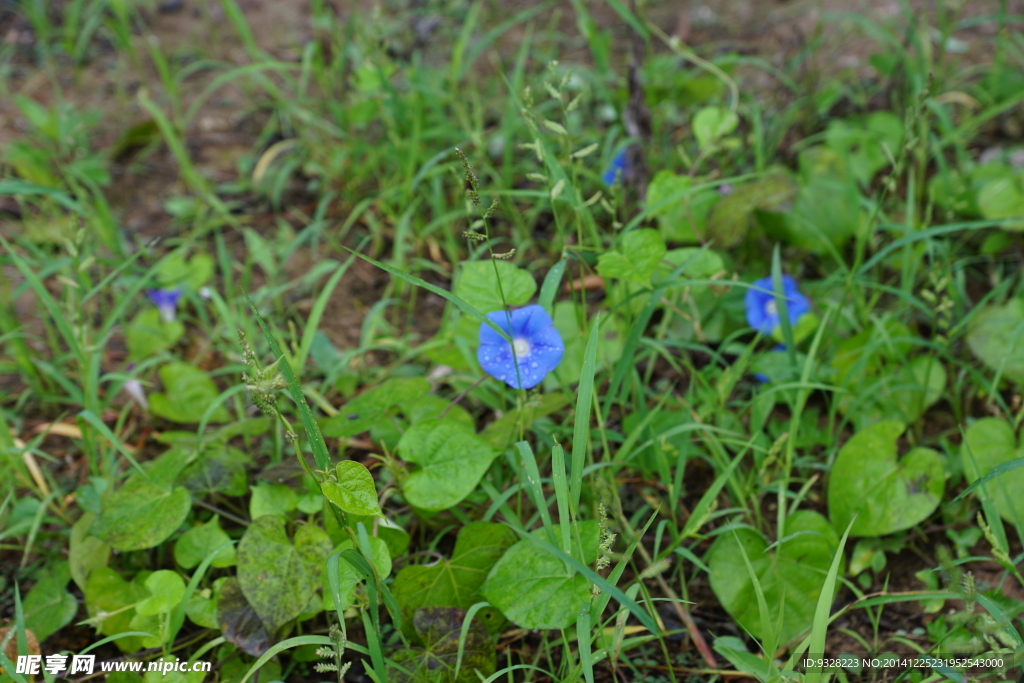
[570,315,600,518]
[577,604,596,683]
[238,636,335,683]
[550,443,572,559]
[453,601,491,680]
[77,410,146,476]
[733,530,779,661]
[538,259,567,314]
[770,245,796,367]
[515,441,556,545]
[804,516,855,683]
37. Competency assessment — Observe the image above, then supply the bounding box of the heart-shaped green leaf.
[707,510,839,645]
[126,308,185,361]
[322,377,430,437]
[149,362,230,424]
[966,299,1024,384]
[393,522,517,636]
[828,420,944,537]
[321,460,382,517]
[217,576,270,656]
[481,521,598,630]
[692,106,739,149]
[707,169,797,248]
[174,518,236,569]
[646,171,720,243]
[136,570,186,616]
[23,562,77,642]
[93,479,191,551]
[388,607,496,683]
[453,260,536,313]
[397,420,496,512]
[236,516,332,634]
[176,443,248,496]
[963,418,1024,524]
[84,567,149,653]
[596,229,667,285]
[976,173,1024,231]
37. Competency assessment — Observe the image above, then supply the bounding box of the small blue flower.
[602,150,627,186]
[745,275,810,335]
[147,287,183,323]
[478,305,565,389]
[753,345,787,383]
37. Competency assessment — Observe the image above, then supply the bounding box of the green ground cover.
[1,0,1024,681]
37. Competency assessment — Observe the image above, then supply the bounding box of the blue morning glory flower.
[478,305,565,389]
[602,150,627,186]
[147,287,183,323]
[745,275,810,335]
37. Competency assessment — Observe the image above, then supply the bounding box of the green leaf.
[149,362,230,424]
[827,420,944,537]
[824,112,904,186]
[93,480,191,551]
[963,418,1024,524]
[454,260,537,313]
[321,377,430,437]
[125,308,185,361]
[237,516,332,634]
[780,175,863,253]
[692,106,739,149]
[707,510,839,645]
[397,420,497,512]
[84,568,148,653]
[157,253,215,290]
[136,570,186,616]
[69,512,110,591]
[645,172,720,244]
[596,228,666,285]
[249,482,298,520]
[321,536,391,611]
[481,521,599,629]
[966,299,1024,384]
[976,173,1024,231]
[322,460,383,517]
[23,562,77,642]
[175,518,236,569]
[217,577,270,656]
[388,607,496,683]
[176,444,248,496]
[393,522,518,636]
[185,589,220,629]
[707,169,797,248]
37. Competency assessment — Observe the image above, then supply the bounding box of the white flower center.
[512,338,531,359]
[764,300,777,317]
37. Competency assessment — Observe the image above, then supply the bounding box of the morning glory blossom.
[602,150,627,186]
[147,287,183,323]
[745,275,810,335]
[123,363,148,410]
[478,305,565,389]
